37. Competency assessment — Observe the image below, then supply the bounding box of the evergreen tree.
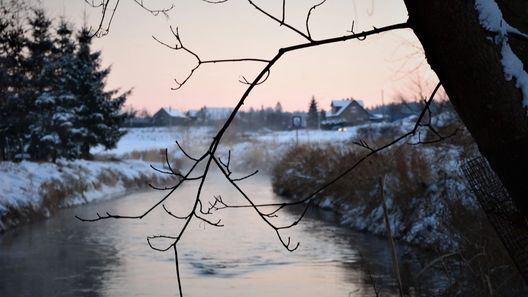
[0,8,129,161]
[48,19,79,160]
[274,101,282,113]
[270,101,283,130]
[306,96,319,129]
[0,5,27,160]
[196,106,208,123]
[26,9,56,160]
[320,109,326,121]
[72,27,129,159]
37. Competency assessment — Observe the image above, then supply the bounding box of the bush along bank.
[272,142,478,250]
[271,118,527,294]
[0,159,177,232]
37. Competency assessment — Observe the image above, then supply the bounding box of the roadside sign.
[292,116,302,129]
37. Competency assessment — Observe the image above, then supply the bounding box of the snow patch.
[475,0,528,106]
[0,159,167,231]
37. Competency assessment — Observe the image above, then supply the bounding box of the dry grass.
[123,149,184,170]
[126,149,167,162]
[271,124,527,295]
[0,166,176,233]
[272,143,433,211]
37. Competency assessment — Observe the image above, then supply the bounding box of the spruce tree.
[49,19,79,160]
[73,27,129,159]
[320,109,326,121]
[306,96,319,129]
[0,3,30,160]
[26,9,56,160]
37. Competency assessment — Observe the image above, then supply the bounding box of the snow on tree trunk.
[404,0,528,281]
[404,0,528,216]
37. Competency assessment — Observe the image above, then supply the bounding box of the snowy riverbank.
[270,112,488,251]
[91,115,485,251]
[0,113,475,240]
[0,159,173,232]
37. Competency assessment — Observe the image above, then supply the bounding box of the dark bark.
[81,142,91,160]
[403,0,528,282]
[403,0,528,216]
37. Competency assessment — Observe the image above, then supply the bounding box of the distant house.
[152,107,189,126]
[321,99,371,129]
[126,116,152,127]
[187,107,233,124]
[204,107,233,121]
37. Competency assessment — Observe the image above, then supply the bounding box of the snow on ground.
[475,0,528,106]
[251,126,364,144]
[94,117,418,156]
[91,126,213,155]
[92,124,374,157]
[91,116,423,173]
[0,114,446,232]
[0,159,169,232]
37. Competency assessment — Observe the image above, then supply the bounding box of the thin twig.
[306,0,327,40]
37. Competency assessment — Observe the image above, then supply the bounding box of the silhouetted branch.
[84,0,174,37]
[212,156,306,252]
[148,183,177,191]
[78,12,411,295]
[281,0,286,25]
[231,170,259,182]
[147,235,179,252]
[152,26,271,90]
[352,139,374,152]
[247,0,311,41]
[195,213,224,227]
[218,151,231,173]
[163,204,190,220]
[213,81,443,217]
[406,94,460,145]
[132,0,174,16]
[239,69,271,85]
[306,0,327,40]
[175,141,199,162]
[149,164,173,175]
[77,154,207,221]
[201,0,229,3]
[174,245,183,297]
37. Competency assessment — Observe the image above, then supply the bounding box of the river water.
[0,173,439,297]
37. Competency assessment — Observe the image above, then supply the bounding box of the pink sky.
[44,0,437,113]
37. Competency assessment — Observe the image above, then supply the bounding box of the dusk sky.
[43,0,438,113]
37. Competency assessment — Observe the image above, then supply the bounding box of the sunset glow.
[43,0,437,113]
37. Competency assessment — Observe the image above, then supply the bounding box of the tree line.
[0,5,129,162]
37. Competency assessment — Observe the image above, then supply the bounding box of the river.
[0,173,440,297]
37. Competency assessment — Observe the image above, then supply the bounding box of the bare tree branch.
[306,0,328,40]
[152,26,271,90]
[84,0,174,37]
[163,204,190,220]
[201,0,229,3]
[77,18,411,295]
[247,0,311,41]
[132,0,174,16]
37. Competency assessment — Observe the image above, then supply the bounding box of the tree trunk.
[81,142,91,160]
[403,0,528,282]
[403,0,528,217]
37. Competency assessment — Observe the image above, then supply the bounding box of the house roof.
[187,109,198,117]
[206,107,233,120]
[326,99,367,118]
[161,107,186,118]
[327,99,353,117]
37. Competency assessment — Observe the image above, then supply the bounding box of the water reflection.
[0,173,437,297]
[0,208,120,297]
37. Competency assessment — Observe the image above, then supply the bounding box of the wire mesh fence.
[462,157,528,282]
